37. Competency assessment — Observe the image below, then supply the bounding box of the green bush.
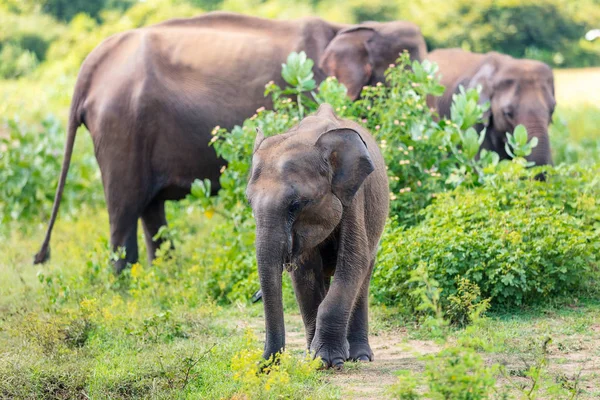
[187,52,496,302]
[0,117,103,232]
[404,0,600,68]
[0,9,64,72]
[0,42,38,78]
[373,163,600,310]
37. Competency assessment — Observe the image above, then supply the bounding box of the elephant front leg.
[290,251,327,351]
[347,260,375,362]
[310,251,370,369]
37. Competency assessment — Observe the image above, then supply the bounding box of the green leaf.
[514,124,528,146]
[529,136,539,149]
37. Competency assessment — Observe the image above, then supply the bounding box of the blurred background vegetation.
[1,0,599,81]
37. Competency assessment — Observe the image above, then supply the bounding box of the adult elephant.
[427,49,555,165]
[34,12,426,272]
[247,104,389,368]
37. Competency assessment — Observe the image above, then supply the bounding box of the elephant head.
[246,105,375,360]
[320,21,427,99]
[466,53,556,166]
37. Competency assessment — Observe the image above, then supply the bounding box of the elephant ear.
[466,60,497,126]
[253,127,265,153]
[316,128,375,206]
[319,27,375,100]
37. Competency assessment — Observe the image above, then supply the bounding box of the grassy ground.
[1,203,599,399]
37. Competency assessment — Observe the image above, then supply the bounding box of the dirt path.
[320,331,440,399]
[242,311,600,399]
[246,313,440,399]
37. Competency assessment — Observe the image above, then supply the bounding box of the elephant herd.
[33,11,556,368]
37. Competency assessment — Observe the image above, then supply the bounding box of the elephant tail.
[34,100,83,265]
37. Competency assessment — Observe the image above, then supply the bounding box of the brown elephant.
[427,49,555,165]
[34,11,426,272]
[246,103,389,368]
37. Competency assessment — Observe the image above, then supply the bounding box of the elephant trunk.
[255,220,288,360]
[522,121,553,167]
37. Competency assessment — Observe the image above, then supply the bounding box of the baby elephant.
[246,104,389,368]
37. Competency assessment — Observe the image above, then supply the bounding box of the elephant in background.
[34,11,425,273]
[427,49,555,165]
[246,104,389,368]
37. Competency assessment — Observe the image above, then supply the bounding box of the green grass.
[2,203,599,398]
[0,208,336,399]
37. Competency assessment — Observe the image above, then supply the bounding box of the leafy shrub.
[230,330,332,399]
[0,42,38,78]
[0,9,65,70]
[446,277,490,328]
[421,346,497,400]
[373,163,600,310]
[389,270,498,400]
[400,0,600,68]
[0,116,103,232]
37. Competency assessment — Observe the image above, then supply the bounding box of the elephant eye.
[288,199,310,218]
[502,109,514,119]
[289,200,301,215]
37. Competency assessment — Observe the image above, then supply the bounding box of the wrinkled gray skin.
[34,11,425,273]
[246,104,389,368]
[427,49,555,165]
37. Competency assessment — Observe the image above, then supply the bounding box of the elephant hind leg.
[105,181,147,274]
[347,259,375,362]
[141,197,168,265]
[290,250,327,351]
[108,204,141,275]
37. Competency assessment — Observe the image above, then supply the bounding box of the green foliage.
[505,124,538,161]
[446,277,491,328]
[0,117,103,231]
[373,163,600,311]
[412,0,600,68]
[281,50,317,117]
[0,9,64,77]
[406,263,449,339]
[422,346,497,400]
[0,42,38,78]
[21,0,137,22]
[389,268,498,400]
[500,337,583,399]
[342,55,495,224]
[0,206,334,398]
[551,105,600,166]
[281,51,316,92]
[230,331,333,399]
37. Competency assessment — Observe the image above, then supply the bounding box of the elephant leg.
[290,251,327,351]
[141,197,168,264]
[310,241,370,368]
[347,259,375,362]
[108,203,140,275]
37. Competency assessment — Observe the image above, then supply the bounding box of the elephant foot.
[348,342,374,362]
[310,339,349,370]
[113,259,130,275]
